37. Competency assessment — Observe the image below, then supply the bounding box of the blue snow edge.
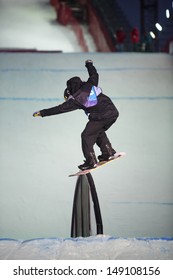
[0,236,173,244]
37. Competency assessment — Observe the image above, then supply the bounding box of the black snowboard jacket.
[40,63,119,121]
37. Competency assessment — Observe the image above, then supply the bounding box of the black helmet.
[66,76,83,95]
[64,88,71,100]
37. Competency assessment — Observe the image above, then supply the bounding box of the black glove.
[33,111,41,117]
[85,59,93,67]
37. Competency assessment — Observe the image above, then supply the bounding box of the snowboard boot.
[98,144,116,162]
[78,152,97,171]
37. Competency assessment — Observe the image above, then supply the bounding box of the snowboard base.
[69,152,126,177]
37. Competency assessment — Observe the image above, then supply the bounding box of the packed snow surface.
[1,236,173,260]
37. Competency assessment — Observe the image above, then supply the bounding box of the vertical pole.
[71,173,103,238]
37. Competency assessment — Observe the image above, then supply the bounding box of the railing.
[50,0,88,52]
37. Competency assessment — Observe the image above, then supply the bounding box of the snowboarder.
[33,60,119,171]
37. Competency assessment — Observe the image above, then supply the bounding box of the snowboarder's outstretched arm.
[33,98,80,117]
[85,60,99,87]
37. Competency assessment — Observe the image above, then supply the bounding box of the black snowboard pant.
[81,117,117,160]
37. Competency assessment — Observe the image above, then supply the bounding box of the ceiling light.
[166,9,170,18]
[155,23,162,31]
[150,31,155,39]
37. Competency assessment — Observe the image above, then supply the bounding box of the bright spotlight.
[155,23,162,31]
[166,9,170,18]
[150,31,155,39]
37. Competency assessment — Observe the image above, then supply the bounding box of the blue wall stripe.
[0,67,172,73]
[0,96,173,102]
[112,201,173,206]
